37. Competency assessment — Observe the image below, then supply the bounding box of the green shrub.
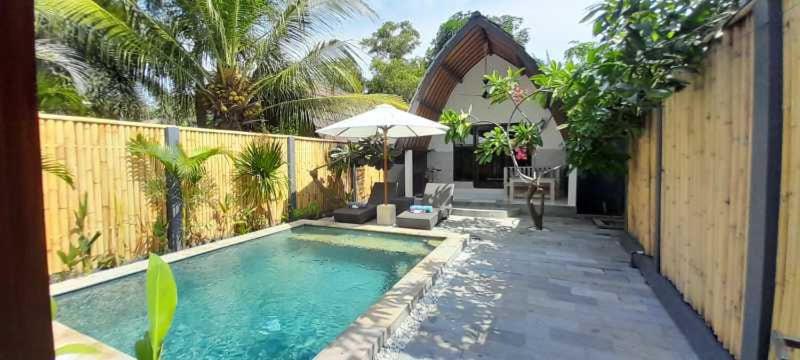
[57,193,101,273]
[286,202,322,222]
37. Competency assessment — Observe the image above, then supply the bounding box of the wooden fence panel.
[39,114,166,274]
[626,114,657,255]
[771,0,800,357]
[626,17,754,358]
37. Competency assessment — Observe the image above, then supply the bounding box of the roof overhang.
[407,12,568,136]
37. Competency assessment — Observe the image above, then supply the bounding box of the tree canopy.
[35,0,404,134]
[426,12,530,63]
[532,0,738,174]
[361,21,425,102]
[360,21,421,60]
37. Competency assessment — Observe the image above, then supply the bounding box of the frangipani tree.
[440,68,555,230]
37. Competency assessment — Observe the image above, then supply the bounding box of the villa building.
[398,13,578,209]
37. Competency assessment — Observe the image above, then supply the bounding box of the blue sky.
[331,0,599,67]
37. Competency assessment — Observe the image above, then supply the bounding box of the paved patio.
[383,215,697,360]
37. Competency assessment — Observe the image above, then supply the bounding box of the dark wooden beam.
[481,29,493,55]
[0,0,55,358]
[741,0,784,359]
[439,63,462,84]
[654,107,664,272]
[417,100,439,115]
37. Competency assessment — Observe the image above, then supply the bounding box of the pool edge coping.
[312,221,468,360]
[50,219,465,359]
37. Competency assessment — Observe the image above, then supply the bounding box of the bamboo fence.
[39,114,382,274]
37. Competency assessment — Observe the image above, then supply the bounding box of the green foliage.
[360,21,421,60]
[232,140,287,227]
[36,0,404,132]
[510,122,543,150]
[211,194,255,236]
[483,69,529,105]
[426,12,529,63]
[365,58,426,102]
[128,135,224,185]
[127,134,223,247]
[94,253,120,270]
[57,193,101,273]
[51,298,58,320]
[41,155,75,188]
[475,127,511,165]
[286,202,322,222]
[135,254,178,360]
[328,135,398,176]
[56,344,101,356]
[439,109,472,144]
[36,71,90,115]
[439,73,543,166]
[361,21,425,102]
[34,37,148,120]
[531,0,737,174]
[438,72,548,228]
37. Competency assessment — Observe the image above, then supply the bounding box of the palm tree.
[232,140,286,227]
[41,155,75,188]
[36,0,405,134]
[127,134,224,249]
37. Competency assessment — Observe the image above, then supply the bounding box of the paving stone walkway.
[392,215,697,360]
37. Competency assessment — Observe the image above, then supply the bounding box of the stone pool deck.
[386,215,697,360]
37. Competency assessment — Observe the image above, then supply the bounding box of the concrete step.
[451,207,521,219]
[451,202,578,219]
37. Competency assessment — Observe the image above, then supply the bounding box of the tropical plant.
[321,135,398,204]
[127,135,224,249]
[134,254,178,360]
[440,69,552,230]
[327,136,398,176]
[35,0,405,133]
[286,202,322,222]
[531,0,737,174]
[57,193,101,273]
[41,155,75,188]
[232,140,287,228]
[94,253,120,270]
[211,194,258,236]
[35,30,149,120]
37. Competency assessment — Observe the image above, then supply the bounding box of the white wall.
[427,55,565,183]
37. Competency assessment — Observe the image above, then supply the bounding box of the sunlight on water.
[56,226,436,360]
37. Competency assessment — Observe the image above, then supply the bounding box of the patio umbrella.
[316,104,448,205]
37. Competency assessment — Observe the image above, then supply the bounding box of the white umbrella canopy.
[316,104,448,139]
[316,104,447,206]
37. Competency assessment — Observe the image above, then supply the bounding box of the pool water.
[55,226,437,359]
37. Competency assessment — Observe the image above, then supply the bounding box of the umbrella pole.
[383,127,388,205]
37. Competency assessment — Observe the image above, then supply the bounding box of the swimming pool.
[55,225,442,359]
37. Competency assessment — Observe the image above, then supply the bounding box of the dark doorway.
[453,145,474,182]
[412,150,427,196]
[576,171,625,215]
[455,124,530,189]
